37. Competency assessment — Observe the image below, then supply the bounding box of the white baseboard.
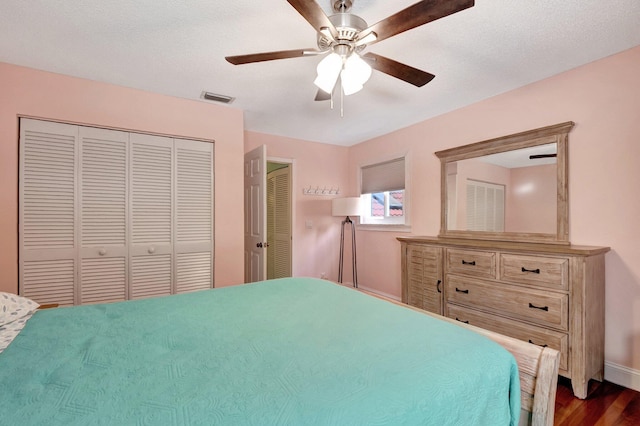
[604,361,640,392]
[355,284,402,302]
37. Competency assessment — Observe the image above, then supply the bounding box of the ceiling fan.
[226,0,475,101]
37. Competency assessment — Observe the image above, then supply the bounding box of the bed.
[0,277,558,425]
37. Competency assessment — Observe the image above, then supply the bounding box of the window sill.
[357,224,412,233]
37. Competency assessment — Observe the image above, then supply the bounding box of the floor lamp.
[332,197,361,288]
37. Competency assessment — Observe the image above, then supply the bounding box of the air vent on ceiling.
[202,91,235,104]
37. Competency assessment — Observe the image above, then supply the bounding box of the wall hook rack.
[302,185,340,196]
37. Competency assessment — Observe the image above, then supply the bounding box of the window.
[360,157,406,226]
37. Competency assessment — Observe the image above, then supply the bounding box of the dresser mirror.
[435,122,574,244]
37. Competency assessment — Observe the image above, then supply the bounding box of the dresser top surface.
[397,236,610,256]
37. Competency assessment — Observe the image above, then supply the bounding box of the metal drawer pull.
[461,260,476,266]
[528,302,549,311]
[436,280,442,293]
[528,339,548,348]
[455,318,470,324]
[521,267,541,274]
[455,287,469,294]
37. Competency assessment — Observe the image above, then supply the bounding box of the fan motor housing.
[317,13,368,50]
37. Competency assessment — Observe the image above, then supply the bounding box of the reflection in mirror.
[446,143,557,234]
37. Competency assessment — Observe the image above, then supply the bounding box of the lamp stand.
[338,216,357,288]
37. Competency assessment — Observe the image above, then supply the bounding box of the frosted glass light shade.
[340,73,363,96]
[314,52,342,94]
[332,197,361,217]
[341,53,372,96]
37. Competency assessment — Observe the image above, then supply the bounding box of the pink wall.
[0,62,245,292]
[244,131,350,282]
[507,164,557,233]
[348,45,640,373]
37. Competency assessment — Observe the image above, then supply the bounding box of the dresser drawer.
[500,253,569,290]
[447,304,569,372]
[445,248,496,279]
[446,275,568,330]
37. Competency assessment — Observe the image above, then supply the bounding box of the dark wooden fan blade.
[314,89,331,101]
[358,0,474,45]
[363,53,435,87]
[529,154,557,159]
[287,0,339,40]
[226,49,321,65]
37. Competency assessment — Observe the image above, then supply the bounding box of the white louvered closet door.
[466,180,505,232]
[174,139,213,293]
[266,167,291,279]
[273,168,291,278]
[266,175,275,279]
[20,119,78,306]
[129,133,174,299]
[20,119,215,305]
[79,126,129,304]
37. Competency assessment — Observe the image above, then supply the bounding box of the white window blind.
[361,157,405,193]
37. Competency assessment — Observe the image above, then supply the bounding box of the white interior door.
[129,133,174,299]
[79,126,129,304]
[244,145,266,283]
[19,119,78,306]
[174,138,214,292]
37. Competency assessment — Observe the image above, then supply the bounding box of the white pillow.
[0,312,35,353]
[0,292,39,327]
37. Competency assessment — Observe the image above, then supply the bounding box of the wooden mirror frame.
[435,121,574,244]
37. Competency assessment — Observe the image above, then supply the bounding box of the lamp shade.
[314,52,342,94]
[332,197,361,217]
[341,53,372,96]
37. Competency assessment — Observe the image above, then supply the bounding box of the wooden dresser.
[398,236,609,399]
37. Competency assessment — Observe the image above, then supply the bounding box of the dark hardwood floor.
[554,377,640,425]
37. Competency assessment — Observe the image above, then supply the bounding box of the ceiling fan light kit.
[314,45,371,96]
[339,53,371,95]
[314,52,342,93]
[225,0,475,110]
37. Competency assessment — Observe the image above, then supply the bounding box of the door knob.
[257,242,263,248]
[98,248,106,256]
[148,247,156,254]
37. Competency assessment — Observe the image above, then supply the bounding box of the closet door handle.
[455,287,469,294]
[528,302,549,311]
[98,248,107,256]
[436,280,442,293]
[148,247,156,254]
[256,242,263,248]
[522,267,540,274]
[461,260,476,266]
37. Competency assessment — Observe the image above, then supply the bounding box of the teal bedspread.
[0,278,519,425]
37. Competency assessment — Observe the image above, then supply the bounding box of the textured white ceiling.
[1,0,639,146]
